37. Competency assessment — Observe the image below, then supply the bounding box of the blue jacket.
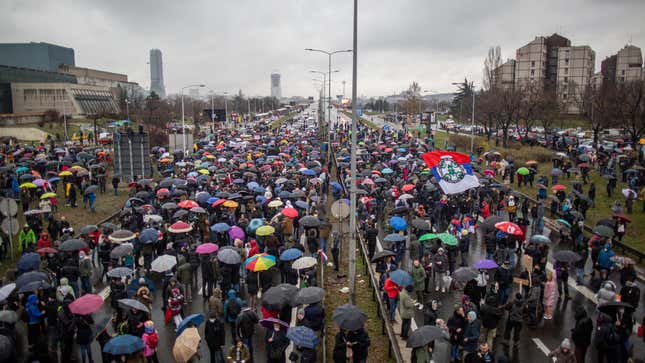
[26,294,43,325]
[223,289,243,323]
[597,245,615,270]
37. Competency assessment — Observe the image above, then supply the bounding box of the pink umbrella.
[228,226,245,240]
[484,169,496,177]
[361,178,374,186]
[196,243,219,254]
[69,293,103,315]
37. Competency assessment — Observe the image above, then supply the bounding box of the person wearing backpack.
[205,311,226,363]
[237,303,259,361]
[224,289,243,341]
[142,320,159,363]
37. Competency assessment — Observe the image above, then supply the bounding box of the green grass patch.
[269,113,297,129]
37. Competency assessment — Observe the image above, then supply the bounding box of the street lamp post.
[125,99,130,121]
[305,48,351,163]
[348,0,358,305]
[181,84,205,154]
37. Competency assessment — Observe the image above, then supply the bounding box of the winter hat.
[560,338,571,350]
[144,320,154,333]
[467,311,477,321]
[60,277,69,286]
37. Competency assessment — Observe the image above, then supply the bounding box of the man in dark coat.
[571,306,593,363]
[204,311,225,363]
[236,303,259,361]
[594,313,622,363]
[303,302,325,332]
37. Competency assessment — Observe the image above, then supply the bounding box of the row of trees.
[449,46,645,148]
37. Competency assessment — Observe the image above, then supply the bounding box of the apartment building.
[494,59,516,90]
[601,45,643,84]
[557,46,596,113]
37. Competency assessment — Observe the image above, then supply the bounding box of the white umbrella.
[0,283,16,302]
[268,200,284,208]
[151,254,177,273]
[143,214,163,224]
[292,256,317,270]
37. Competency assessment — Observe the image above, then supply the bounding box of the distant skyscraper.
[149,49,165,98]
[271,71,281,99]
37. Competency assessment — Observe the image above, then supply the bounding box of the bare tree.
[614,80,645,144]
[483,46,502,91]
[498,87,523,148]
[403,81,423,115]
[474,89,501,140]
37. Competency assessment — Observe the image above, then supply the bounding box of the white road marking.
[532,338,552,356]
[545,261,598,304]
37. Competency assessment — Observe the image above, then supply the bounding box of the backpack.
[530,206,538,219]
[228,298,241,317]
[147,332,159,349]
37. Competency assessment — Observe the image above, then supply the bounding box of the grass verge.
[269,113,297,129]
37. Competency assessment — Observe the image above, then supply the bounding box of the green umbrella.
[438,233,458,246]
[516,167,530,176]
[593,225,614,238]
[419,233,438,242]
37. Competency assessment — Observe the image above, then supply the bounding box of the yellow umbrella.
[19,182,37,189]
[172,327,200,363]
[59,171,73,177]
[223,200,238,208]
[256,225,275,237]
[198,169,210,175]
[70,165,83,169]
[40,192,57,199]
[205,154,215,159]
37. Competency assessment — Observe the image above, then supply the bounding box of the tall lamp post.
[452,82,476,154]
[348,0,358,305]
[181,84,205,154]
[305,48,351,162]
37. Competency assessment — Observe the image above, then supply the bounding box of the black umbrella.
[15,271,49,288]
[598,301,634,314]
[333,304,367,331]
[480,215,504,232]
[553,250,582,263]
[59,239,88,251]
[110,244,134,259]
[406,325,446,348]
[293,287,325,305]
[451,267,478,282]
[18,280,51,293]
[83,185,98,195]
[106,267,134,278]
[161,202,178,210]
[217,248,241,264]
[596,219,615,228]
[172,209,189,220]
[299,215,321,228]
[370,249,396,262]
[263,284,298,310]
[101,222,118,232]
[0,333,13,361]
[118,298,150,313]
[390,206,408,215]
[79,225,98,235]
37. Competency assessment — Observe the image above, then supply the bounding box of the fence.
[331,150,405,363]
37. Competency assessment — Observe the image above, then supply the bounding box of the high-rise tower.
[149,49,165,98]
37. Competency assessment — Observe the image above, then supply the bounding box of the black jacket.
[204,318,225,349]
[236,309,259,339]
[479,303,502,329]
[303,302,325,331]
[571,307,593,347]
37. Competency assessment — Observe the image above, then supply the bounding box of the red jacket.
[383,278,401,299]
[37,235,52,249]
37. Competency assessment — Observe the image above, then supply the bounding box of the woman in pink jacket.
[542,271,559,320]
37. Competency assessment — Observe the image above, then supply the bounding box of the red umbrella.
[281,207,298,219]
[168,221,193,233]
[178,200,199,209]
[613,214,631,222]
[69,293,103,315]
[578,163,590,168]
[551,184,567,191]
[384,148,393,153]
[212,199,227,207]
[401,184,415,192]
[36,247,57,254]
[156,188,170,197]
[494,221,522,236]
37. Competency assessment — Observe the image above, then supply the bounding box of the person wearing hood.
[57,297,76,361]
[142,320,160,363]
[503,293,525,346]
[303,301,325,332]
[423,299,439,326]
[236,302,259,360]
[595,280,617,306]
[332,327,371,363]
[224,289,243,341]
[383,276,401,322]
[548,338,575,363]
[36,231,52,250]
[205,311,226,363]
[56,277,76,302]
[462,311,481,357]
[79,250,93,295]
[596,243,615,271]
[594,313,622,363]
[209,287,225,318]
[494,260,513,304]
[18,223,36,253]
[571,306,593,363]
[25,293,44,347]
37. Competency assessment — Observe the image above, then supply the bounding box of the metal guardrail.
[331,149,405,363]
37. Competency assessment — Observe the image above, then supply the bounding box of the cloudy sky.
[1,0,644,98]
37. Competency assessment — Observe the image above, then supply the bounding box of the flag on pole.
[319,250,328,262]
[421,151,480,195]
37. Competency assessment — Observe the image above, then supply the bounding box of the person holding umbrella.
[332,327,371,363]
[383,275,401,322]
[236,302,259,360]
[264,320,289,363]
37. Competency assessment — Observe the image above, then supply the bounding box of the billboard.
[203,109,226,122]
[113,132,152,182]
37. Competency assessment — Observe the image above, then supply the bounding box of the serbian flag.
[421,151,480,195]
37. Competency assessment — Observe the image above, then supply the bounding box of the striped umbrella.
[244,253,277,272]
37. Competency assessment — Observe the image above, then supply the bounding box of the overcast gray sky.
[1,0,644,98]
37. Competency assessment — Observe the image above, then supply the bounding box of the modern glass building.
[0,42,75,72]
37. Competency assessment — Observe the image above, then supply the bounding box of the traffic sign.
[331,200,350,220]
[1,218,19,236]
[0,198,18,217]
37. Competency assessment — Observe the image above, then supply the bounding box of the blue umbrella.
[383,233,406,243]
[286,326,320,349]
[255,195,267,204]
[295,200,309,209]
[389,269,413,286]
[162,168,174,175]
[300,169,316,176]
[247,181,259,190]
[247,218,264,233]
[207,197,219,205]
[330,182,342,190]
[48,177,61,183]
[195,192,211,203]
[280,248,303,261]
[126,277,156,297]
[103,334,144,355]
[211,223,231,232]
[176,313,204,335]
[382,168,394,174]
[253,186,266,194]
[233,178,245,184]
[187,171,198,178]
[17,253,40,273]
[389,216,407,231]
[139,228,159,244]
[278,191,291,199]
